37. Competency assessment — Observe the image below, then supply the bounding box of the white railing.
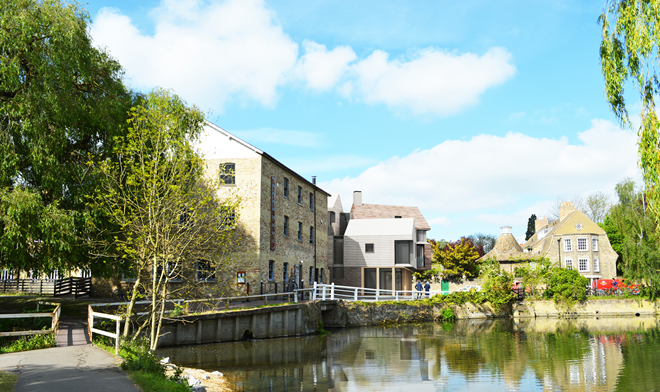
[312,282,448,302]
[88,304,123,354]
[0,302,61,338]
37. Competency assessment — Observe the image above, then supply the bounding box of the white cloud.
[287,155,377,175]
[91,0,298,110]
[293,40,356,91]
[232,128,323,147]
[320,119,638,217]
[349,47,516,116]
[427,217,451,226]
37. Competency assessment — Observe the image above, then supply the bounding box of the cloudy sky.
[84,0,640,241]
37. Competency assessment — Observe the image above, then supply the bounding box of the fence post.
[354,287,358,301]
[294,290,298,303]
[395,291,399,301]
[40,279,43,295]
[225,298,230,310]
[115,318,120,355]
[375,287,379,301]
[322,284,327,300]
[313,282,317,300]
[330,283,335,300]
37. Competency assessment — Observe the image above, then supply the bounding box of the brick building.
[199,122,330,295]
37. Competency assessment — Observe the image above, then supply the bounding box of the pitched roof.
[350,203,431,230]
[344,218,415,236]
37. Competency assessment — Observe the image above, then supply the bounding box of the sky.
[82,0,641,242]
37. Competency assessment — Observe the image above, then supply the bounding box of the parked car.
[459,285,482,292]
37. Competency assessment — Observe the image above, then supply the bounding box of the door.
[441,280,449,292]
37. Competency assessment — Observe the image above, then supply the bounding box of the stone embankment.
[161,357,230,392]
[514,298,660,318]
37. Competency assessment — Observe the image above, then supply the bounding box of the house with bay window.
[328,190,432,291]
[480,202,618,286]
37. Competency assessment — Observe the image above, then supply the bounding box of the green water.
[158,317,660,391]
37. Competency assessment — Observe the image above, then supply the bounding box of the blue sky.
[83,0,640,241]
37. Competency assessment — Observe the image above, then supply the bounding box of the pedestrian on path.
[415,281,423,299]
[424,281,431,297]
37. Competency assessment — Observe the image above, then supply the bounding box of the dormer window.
[394,215,402,219]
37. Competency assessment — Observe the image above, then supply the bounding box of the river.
[158,316,660,391]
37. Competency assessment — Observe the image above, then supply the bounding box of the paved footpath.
[0,318,140,392]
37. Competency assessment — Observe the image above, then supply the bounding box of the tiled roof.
[350,203,431,230]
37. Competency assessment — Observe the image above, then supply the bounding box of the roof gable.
[350,203,431,230]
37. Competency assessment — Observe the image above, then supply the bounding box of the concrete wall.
[157,302,322,348]
[514,299,660,318]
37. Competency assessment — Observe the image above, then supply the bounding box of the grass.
[0,333,56,354]
[0,370,18,392]
[94,338,190,392]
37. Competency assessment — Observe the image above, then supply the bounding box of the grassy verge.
[94,339,190,392]
[0,333,56,354]
[0,370,18,392]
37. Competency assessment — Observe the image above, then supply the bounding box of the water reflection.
[158,317,660,391]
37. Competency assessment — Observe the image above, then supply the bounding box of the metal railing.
[312,282,447,302]
[183,289,315,313]
[0,301,61,338]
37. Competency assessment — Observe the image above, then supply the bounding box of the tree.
[467,233,496,254]
[525,214,537,241]
[546,196,584,221]
[89,89,242,350]
[0,0,132,274]
[600,1,660,239]
[604,178,660,295]
[433,238,481,282]
[584,191,611,223]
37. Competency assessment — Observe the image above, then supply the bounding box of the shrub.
[544,268,589,306]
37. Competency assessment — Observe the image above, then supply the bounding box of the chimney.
[500,226,512,235]
[353,190,362,207]
[312,176,316,185]
[535,216,548,233]
[559,202,576,221]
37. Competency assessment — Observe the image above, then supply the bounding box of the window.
[197,260,216,282]
[309,193,314,210]
[593,258,600,272]
[394,215,402,219]
[283,178,289,198]
[268,260,275,281]
[156,261,182,282]
[592,238,599,252]
[565,259,573,270]
[577,238,588,251]
[283,216,289,236]
[309,226,314,244]
[219,163,235,185]
[333,237,344,265]
[283,263,288,281]
[179,209,191,228]
[395,241,411,264]
[298,222,303,241]
[330,211,336,223]
[365,243,374,253]
[298,186,303,204]
[578,258,589,272]
[564,238,572,252]
[309,266,314,284]
[416,244,425,268]
[320,268,324,283]
[220,206,236,229]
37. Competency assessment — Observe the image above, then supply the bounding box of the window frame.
[197,260,216,282]
[564,238,573,252]
[309,226,314,244]
[219,163,236,186]
[578,257,589,272]
[577,237,588,251]
[395,240,412,265]
[298,222,303,241]
[365,243,375,253]
[593,258,600,273]
[592,237,599,252]
[309,192,314,210]
[283,178,289,198]
[283,262,288,281]
[298,186,303,205]
[283,216,289,237]
[268,260,275,281]
[565,258,574,270]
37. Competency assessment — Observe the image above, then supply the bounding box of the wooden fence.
[0,277,90,298]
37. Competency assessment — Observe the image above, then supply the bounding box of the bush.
[119,340,164,373]
[544,268,589,306]
[0,333,55,353]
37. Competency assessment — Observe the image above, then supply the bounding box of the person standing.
[424,281,431,297]
[415,281,423,299]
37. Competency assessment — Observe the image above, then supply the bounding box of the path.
[0,318,140,392]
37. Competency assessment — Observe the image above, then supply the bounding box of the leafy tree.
[466,233,496,254]
[600,1,660,242]
[0,0,132,274]
[413,268,440,282]
[584,191,611,223]
[525,214,537,241]
[598,214,624,274]
[434,238,481,282]
[544,268,589,306]
[605,178,660,295]
[89,89,242,349]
